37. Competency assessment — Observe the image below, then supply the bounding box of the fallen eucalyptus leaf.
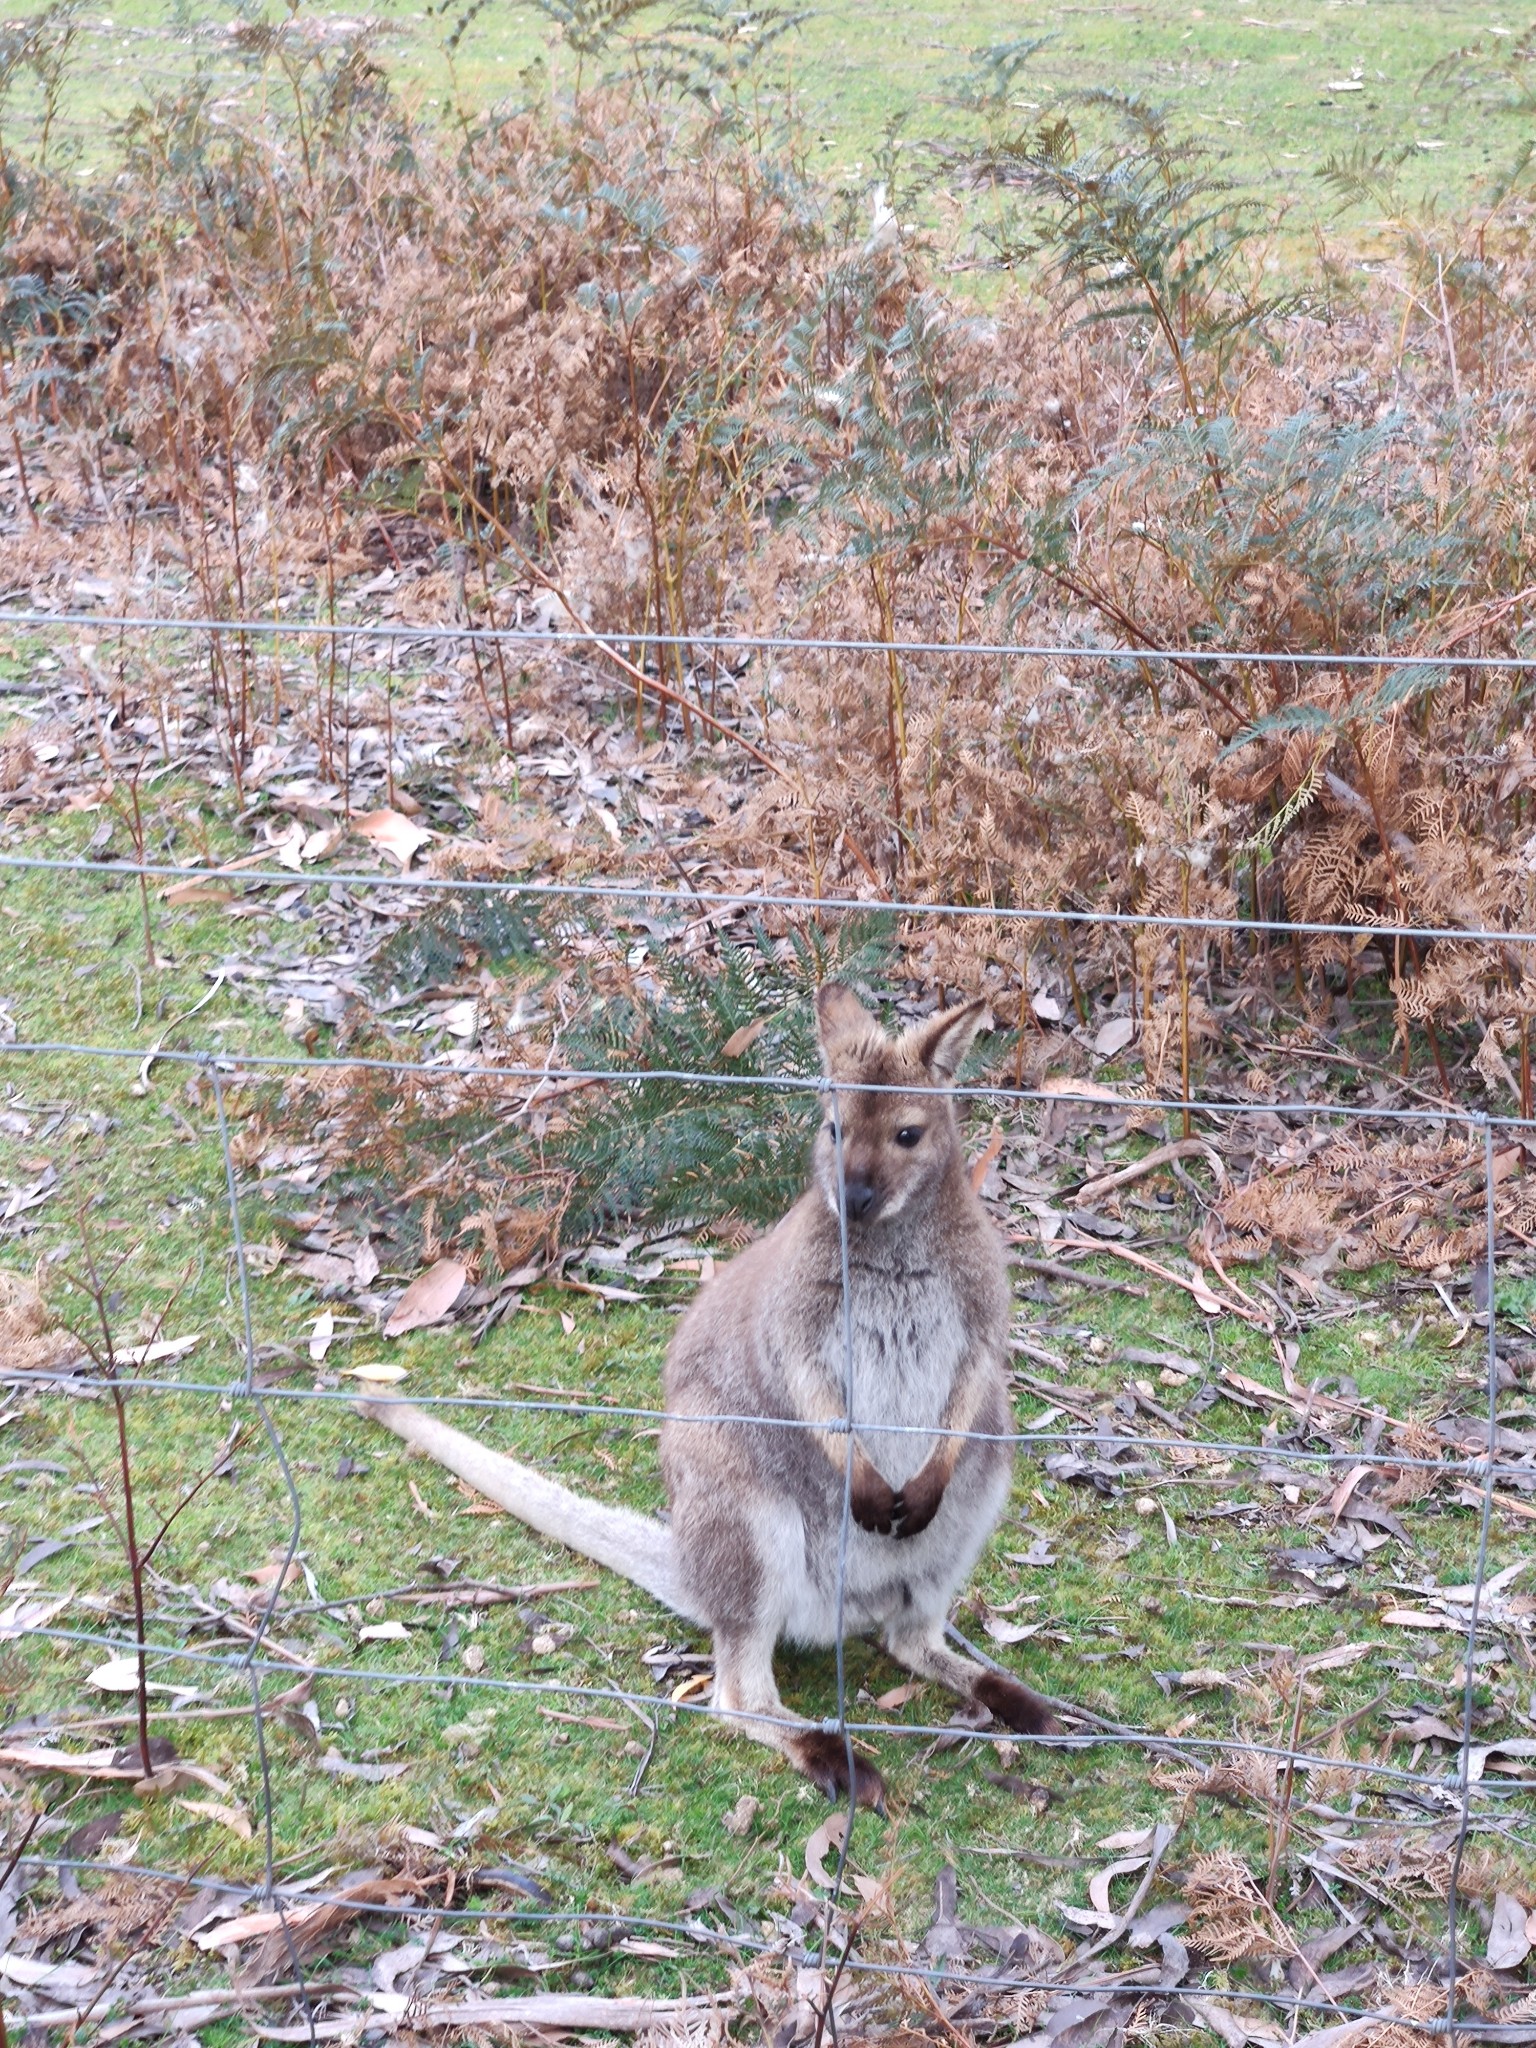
[385,1259,468,1337]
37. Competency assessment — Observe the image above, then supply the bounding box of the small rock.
[720,1795,760,1838]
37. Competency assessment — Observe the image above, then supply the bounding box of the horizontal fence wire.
[3,1368,1526,1472]
[8,1032,1536,1132]
[6,850,1536,950]
[22,1622,1484,1786]
[6,604,1536,669]
[0,864,1528,2040]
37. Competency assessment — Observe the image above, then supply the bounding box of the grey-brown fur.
[361,983,1059,1807]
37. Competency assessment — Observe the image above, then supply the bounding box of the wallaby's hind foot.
[785,1729,886,1811]
[972,1669,1059,1738]
[712,1631,887,1811]
[885,1623,1059,1739]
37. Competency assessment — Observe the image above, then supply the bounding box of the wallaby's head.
[811,983,985,1228]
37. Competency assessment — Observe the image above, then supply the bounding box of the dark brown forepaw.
[891,1460,945,1540]
[973,1670,1060,1737]
[850,1462,900,1535]
[789,1730,887,1811]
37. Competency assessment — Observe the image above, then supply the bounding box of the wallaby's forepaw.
[850,1461,901,1535]
[890,1457,946,1540]
[789,1730,886,1812]
[973,1670,1060,1738]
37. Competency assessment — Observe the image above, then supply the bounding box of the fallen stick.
[1008,1249,1149,1297]
[1074,1138,1227,1205]
[1054,1237,1270,1326]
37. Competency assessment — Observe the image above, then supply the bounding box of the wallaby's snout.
[841,1171,878,1221]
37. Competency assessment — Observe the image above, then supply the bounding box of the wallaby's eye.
[895,1125,924,1149]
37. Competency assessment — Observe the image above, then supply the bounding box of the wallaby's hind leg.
[883,1622,1059,1738]
[712,1629,885,1810]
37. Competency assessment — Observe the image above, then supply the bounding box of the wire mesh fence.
[1,628,1534,2039]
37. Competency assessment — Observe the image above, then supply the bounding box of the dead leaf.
[384,1259,467,1337]
[343,1361,409,1384]
[267,819,307,870]
[87,1657,195,1698]
[874,1681,924,1710]
[969,1124,1004,1192]
[359,1619,412,1642]
[1089,1852,1151,1918]
[115,1333,201,1366]
[1188,1270,1226,1316]
[316,1749,411,1782]
[354,807,432,867]
[1393,1713,1462,1744]
[1041,1076,1127,1103]
[135,1759,233,1798]
[0,1591,72,1639]
[1092,1016,1136,1058]
[1298,1641,1374,1676]
[805,1809,849,1889]
[0,1956,105,1994]
[309,1309,335,1362]
[721,1017,767,1059]
[194,1907,290,1951]
[0,1743,150,1780]
[1098,1826,1158,1852]
[850,1871,893,1917]
[983,1616,1043,1645]
[440,997,479,1040]
[302,825,342,864]
[249,1557,303,1590]
[1468,1738,1536,1782]
[197,1875,425,1976]
[1487,1892,1532,1970]
[1327,1463,1375,1523]
[164,879,233,907]
[177,1797,253,1840]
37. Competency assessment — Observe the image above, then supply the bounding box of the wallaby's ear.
[816,982,877,1063]
[913,997,987,1083]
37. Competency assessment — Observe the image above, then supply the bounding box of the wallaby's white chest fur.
[821,1260,967,1489]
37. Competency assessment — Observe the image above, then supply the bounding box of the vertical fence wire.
[210,1059,320,2046]
[1443,1119,1505,2026]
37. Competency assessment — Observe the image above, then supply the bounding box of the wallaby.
[360,983,1059,1808]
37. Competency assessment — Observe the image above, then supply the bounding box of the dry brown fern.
[1183,1850,1290,1961]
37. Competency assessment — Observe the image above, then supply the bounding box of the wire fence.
[1,832,1533,2036]
[7,605,1536,669]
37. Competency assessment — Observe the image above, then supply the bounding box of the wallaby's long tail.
[358,1399,699,1623]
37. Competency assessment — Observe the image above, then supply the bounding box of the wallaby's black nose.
[842,1177,877,1220]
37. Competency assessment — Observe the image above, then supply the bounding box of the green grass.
[5,0,1532,232]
